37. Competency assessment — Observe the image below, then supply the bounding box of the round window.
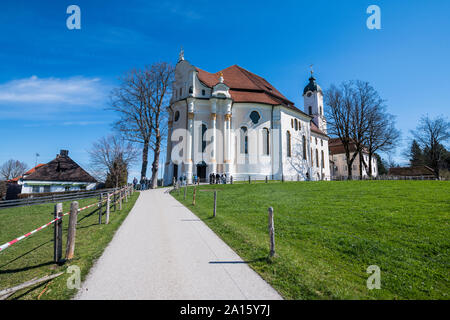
[174,111,180,122]
[249,111,260,124]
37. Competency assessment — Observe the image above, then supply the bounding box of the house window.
[43,186,51,193]
[80,185,86,191]
[286,131,291,157]
[263,128,270,155]
[65,186,71,192]
[240,127,248,154]
[32,186,40,193]
[302,135,307,160]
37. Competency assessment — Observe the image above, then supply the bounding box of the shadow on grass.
[209,257,270,264]
[0,240,53,269]
[0,261,54,274]
[180,216,215,222]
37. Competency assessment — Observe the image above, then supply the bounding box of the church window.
[320,106,323,116]
[316,149,319,167]
[302,135,307,160]
[250,111,260,124]
[174,111,180,122]
[308,106,312,115]
[315,137,318,145]
[321,139,323,146]
[199,124,207,152]
[240,127,248,154]
[298,121,301,130]
[291,119,294,128]
[202,89,205,96]
[263,128,270,155]
[179,87,182,96]
[286,131,291,157]
[189,86,193,94]
[321,150,324,169]
[294,119,298,131]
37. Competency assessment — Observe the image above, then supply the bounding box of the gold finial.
[218,71,224,83]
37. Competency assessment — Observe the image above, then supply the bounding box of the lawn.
[171,180,450,299]
[0,191,139,300]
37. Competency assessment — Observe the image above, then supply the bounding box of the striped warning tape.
[0,187,131,253]
[0,197,110,253]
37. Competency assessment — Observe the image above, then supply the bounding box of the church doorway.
[173,164,178,182]
[196,162,207,181]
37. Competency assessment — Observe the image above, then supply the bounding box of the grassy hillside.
[171,180,449,299]
[0,192,139,300]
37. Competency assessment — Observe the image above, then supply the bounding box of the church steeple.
[303,71,327,133]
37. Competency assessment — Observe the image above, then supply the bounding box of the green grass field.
[171,180,449,300]
[0,192,139,300]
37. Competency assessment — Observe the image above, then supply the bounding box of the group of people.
[209,173,227,184]
[133,177,151,190]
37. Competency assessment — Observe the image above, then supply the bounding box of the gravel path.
[75,188,282,300]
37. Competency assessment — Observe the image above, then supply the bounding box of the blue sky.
[0,0,449,179]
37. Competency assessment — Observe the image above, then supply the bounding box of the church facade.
[163,53,330,185]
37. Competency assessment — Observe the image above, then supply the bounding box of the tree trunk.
[368,153,373,178]
[151,134,161,189]
[141,139,149,180]
[346,151,353,180]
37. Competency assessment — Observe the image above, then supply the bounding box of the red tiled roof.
[195,65,306,115]
[7,164,45,182]
[310,121,327,137]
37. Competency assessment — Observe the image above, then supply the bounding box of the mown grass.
[171,180,450,300]
[0,192,139,300]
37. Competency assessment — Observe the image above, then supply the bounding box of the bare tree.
[411,114,450,178]
[147,62,174,189]
[110,62,174,188]
[88,135,138,188]
[0,159,29,180]
[361,106,400,177]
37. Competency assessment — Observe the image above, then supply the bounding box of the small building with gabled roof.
[18,150,97,194]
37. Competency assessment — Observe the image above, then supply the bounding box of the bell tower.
[303,67,327,133]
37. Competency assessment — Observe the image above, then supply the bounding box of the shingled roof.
[388,166,435,177]
[195,65,310,115]
[23,151,97,183]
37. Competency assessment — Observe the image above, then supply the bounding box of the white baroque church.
[163,52,330,185]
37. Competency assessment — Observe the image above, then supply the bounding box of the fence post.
[105,193,111,224]
[281,174,284,183]
[65,201,78,260]
[98,193,103,224]
[53,203,63,264]
[248,176,251,184]
[119,189,123,211]
[213,191,217,217]
[125,187,128,203]
[192,186,197,206]
[114,189,117,212]
[230,176,233,184]
[268,207,275,258]
[184,185,187,200]
[265,176,268,183]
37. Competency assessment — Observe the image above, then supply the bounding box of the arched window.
[294,119,298,131]
[286,131,291,157]
[174,111,180,122]
[321,150,324,169]
[316,149,319,167]
[199,124,207,152]
[298,120,301,130]
[240,127,248,154]
[308,106,312,115]
[250,111,260,124]
[302,135,307,160]
[320,106,323,116]
[263,128,270,155]
[189,86,193,94]
[291,119,294,128]
[179,87,182,96]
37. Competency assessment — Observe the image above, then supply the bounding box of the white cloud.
[0,75,108,105]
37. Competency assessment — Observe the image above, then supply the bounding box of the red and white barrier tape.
[0,197,111,253]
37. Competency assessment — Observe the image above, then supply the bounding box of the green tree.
[409,140,425,166]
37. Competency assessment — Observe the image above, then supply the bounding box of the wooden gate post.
[268,207,275,258]
[105,193,111,224]
[65,201,79,260]
[213,191,217,217]
[53,203,63,264]
[113,189,117,211]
